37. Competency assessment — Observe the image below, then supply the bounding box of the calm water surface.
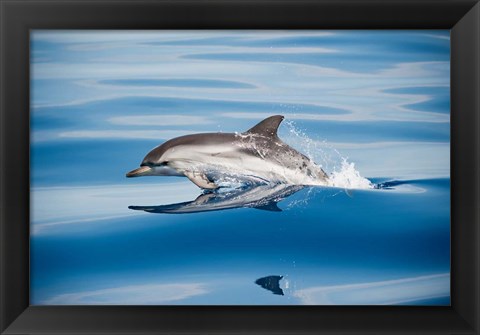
[30,30,450,305]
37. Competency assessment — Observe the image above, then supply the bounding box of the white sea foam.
[282,121,374,190]
[327,159,374,189]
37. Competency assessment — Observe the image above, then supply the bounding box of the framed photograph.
[1,0,479,334]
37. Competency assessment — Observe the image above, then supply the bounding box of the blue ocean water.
[30,30,450,305]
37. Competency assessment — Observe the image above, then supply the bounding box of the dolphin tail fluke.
[184,171,218,189]
[244,115,284,138]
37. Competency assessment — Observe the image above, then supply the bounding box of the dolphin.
[128,184,304,214]
[126,115,328,189]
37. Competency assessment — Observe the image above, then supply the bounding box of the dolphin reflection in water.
[129,184,304,214]
[255,275,285,296]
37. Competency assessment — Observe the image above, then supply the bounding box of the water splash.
[328,159,374,189]
[282,121,373,190]
[182,120,374,191]
[282,120,338,172]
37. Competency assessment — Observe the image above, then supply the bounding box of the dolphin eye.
[140,161,167,167]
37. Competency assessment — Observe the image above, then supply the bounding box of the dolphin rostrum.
[126,115,328,189]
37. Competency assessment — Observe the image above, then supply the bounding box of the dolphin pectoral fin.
[184,171,218,189]
[193,193,216,204]
[254,201,282,212]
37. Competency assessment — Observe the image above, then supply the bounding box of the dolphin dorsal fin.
[244,115,284,138]
[254,202,282,212]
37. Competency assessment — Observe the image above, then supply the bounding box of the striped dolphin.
[126,115,328,189]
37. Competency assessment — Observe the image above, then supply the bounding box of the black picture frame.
[1,0,479,334]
